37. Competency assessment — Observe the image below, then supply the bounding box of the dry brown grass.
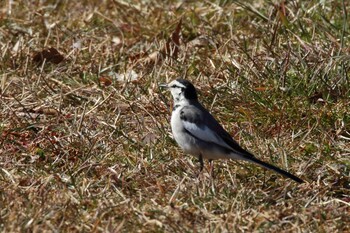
[1,0,349,232]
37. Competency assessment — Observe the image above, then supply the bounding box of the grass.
[1,0,349,232]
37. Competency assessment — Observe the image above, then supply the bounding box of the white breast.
[170,105,200,156]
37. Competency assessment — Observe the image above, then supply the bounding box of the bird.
[160,79,303,183]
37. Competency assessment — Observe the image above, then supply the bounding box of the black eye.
[171,85,178,88]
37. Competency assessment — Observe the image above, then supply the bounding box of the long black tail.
[248,156,304,183]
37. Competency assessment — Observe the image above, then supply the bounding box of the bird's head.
[160,79,198,103]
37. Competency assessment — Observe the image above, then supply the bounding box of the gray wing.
[180,103,255,158]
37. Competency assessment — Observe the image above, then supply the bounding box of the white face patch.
[167,80,186,102]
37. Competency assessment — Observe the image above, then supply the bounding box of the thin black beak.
[159,83,168,89]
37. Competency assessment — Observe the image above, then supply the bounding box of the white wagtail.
[160,79,303,183]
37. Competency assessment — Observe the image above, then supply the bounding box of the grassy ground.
[1,0,350,232]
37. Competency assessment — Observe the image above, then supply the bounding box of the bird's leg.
[196,154,204,178]
[199,154,204,172]
[208,159,216,194]
[209,159,214,178]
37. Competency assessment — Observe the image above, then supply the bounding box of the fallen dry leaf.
[33,47,64,64]
[164,18,182,60]
[143,19,182,65]
[99,76,113,86]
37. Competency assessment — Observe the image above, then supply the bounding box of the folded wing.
[180,104,255,158]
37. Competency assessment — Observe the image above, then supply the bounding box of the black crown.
[176,79,198,100]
